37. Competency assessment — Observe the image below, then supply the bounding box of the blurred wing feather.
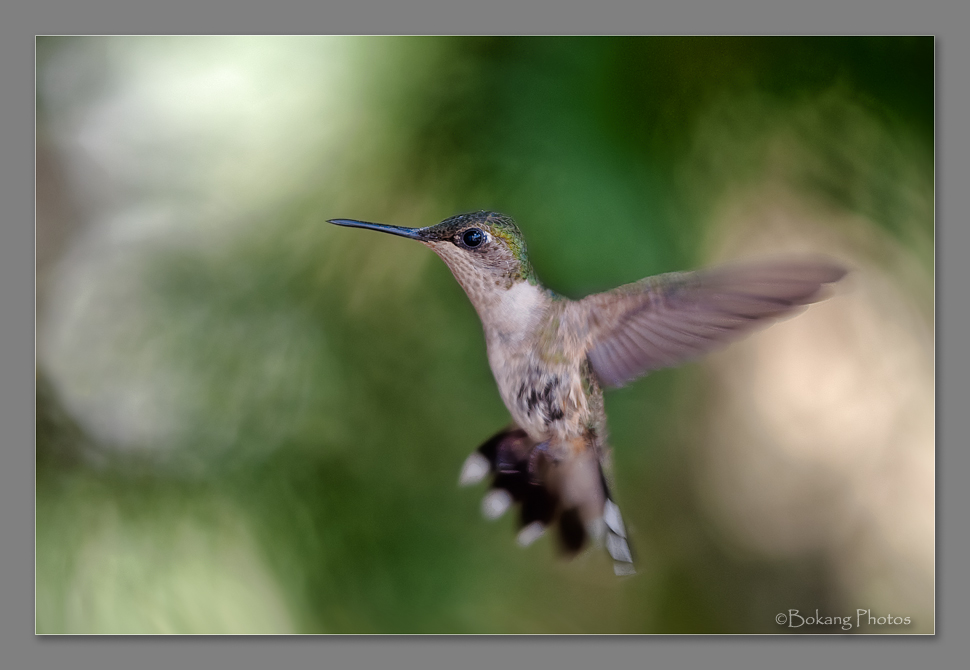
[583,257,846,388]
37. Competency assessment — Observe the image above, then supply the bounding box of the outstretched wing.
[581,256,846,388]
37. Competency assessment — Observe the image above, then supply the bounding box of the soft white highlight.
[458,452,490,487]
[481,490,512,520]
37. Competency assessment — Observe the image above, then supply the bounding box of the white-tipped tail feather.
[517,521,546,547]
[602,501,635,575]
[481,489,512,520]
[459,452,490,486]
[603,499,627,538]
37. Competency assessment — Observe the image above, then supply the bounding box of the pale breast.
[486,322,591,442]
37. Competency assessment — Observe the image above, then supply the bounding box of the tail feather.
[600,469,636,576]
[603,498,636,576]
[459,427,636,575]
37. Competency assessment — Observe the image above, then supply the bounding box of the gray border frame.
[8,1,966,668]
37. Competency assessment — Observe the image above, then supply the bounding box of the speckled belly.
[489,348,590,443]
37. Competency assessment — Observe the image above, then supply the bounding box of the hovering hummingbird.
[329,211,845,575]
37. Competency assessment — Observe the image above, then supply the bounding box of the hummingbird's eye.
[461,228,485,248]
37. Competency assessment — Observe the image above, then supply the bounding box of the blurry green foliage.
[37,36,933,633]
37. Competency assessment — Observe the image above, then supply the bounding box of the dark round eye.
[461,228,485,248]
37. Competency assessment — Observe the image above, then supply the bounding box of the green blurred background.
[36,36,934,634]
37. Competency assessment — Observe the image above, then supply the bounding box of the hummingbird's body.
[480,283,597,442]
[330,210,845,575]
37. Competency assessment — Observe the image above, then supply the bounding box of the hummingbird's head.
[329,211,538,294]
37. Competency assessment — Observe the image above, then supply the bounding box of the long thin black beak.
[328,218,426,241]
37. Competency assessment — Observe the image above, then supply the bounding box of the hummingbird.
[329,211,845,575]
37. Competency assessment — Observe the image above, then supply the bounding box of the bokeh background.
[36,36,934,634]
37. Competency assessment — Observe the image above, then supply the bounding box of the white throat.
[481,280,549,343]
